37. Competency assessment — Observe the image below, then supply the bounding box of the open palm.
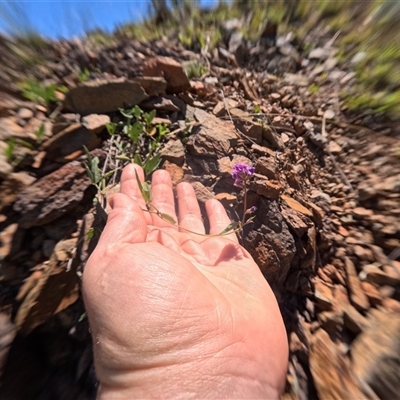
[83,164,288,399]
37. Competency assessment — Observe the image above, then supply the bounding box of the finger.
[150,169,178,230]
[97,193,147,247]
[176,182,205,235]
[205,199,238,243]
[120,164,152,225]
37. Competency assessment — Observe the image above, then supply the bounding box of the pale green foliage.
[18,79,68,107]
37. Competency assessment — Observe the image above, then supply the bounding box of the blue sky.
[0,1,218,39]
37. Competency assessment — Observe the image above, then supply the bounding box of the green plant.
[78,68,91,82]
[18,79,68,107]
[184,61,207,79]
[4,138,16,163]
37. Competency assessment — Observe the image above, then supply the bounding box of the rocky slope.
[0,24,399,400]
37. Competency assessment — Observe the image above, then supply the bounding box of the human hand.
[83,164,288,399]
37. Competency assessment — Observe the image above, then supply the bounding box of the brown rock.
[353,207,374,218]
[251,143,276,158]
[0,223,24,263]
[142,56,190,94]
[281,195,313,218]
[229,108,262,144]
[41,123,101,162]
[187,109,238,158]
[255,157,277,180]
[361,282,383,306]
[133,76,167,96]
[361,264,400,286]
[13,150,104,228]
[217,155,252,177]
[262,125,284,149]
[82,114,110,134]
[0,313,16,376]
[0,172,36,212]
[191,181,214,204]
[328,140,342,154]
[161,139,185,166]
[314,278,334,310]
[15,238,79,335]
[63,79,148,115]
[141,95,185,113]
[163,161,184,186]
[343,305,369,334]
[352,310,400,399]
[214,193,237,207]
[344,257,370,312]
[251,176,282,199]
[310,328,366,399]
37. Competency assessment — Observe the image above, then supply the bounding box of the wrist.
[96,356,280,399]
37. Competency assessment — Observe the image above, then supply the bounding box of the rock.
[0,117,27,141]
[283,73,309,87]
[161,139,185,166]
[229,108,262,144]
[0,153,13,180]
[251,143,276,158]
[214,192,237,207]
[13,150,104,228]
[0,172,36,212]
[251,176,282,199]
[141,95,185,113]
[191,181,214,204]
[0,313,16,376]
[310,329,367,399]
[15,238,80,335]
[133,76,167,96]
[81,114,110,134]
[246,198,296,287]
[352,310,400,399]
[308,48,331,60]
[353,207,374,218]
[328,140,342,154]
[255,157,277,180]
[344,257,370,312]
[142,56,190,94]
[41,123,101,162]
[343,305,369,334]
[262,126,284,149]
[18,108,34,120]
[0,223,24,263]
[281,195,313,218]
[360,282,383,306]
[217,155,252,177]
[187,109,238,158]
[63,79,148,115]
[360,265,400,286]
[314,278,334,311]
[162,161,184,186]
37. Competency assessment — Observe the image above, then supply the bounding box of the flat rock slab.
[63,79,148,115]
[13,150,104,228]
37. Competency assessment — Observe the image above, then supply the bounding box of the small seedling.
[18,79,68,107]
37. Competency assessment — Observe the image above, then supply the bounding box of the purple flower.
[232,163,255,187]
[245,206,257,215]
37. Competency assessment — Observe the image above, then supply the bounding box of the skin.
[83,164,288,399]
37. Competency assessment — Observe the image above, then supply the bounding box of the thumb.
[97,193,148,247]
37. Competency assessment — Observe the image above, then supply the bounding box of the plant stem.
[241,181,248,228]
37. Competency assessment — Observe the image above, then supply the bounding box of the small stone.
[229,108,262,144]
[214,192,237,207]
[161,139,185,166]
[133,76,167,96]
[18,108,34,120]
[0,172,36,212]
[314,278,334,310]
[328,140,342,154]
[255,157,277,180]
[345,257,370,312]
[361,265,400,286]
[191,182,214,204]
[82,114,110,135]
[343,305,369,334]
[251,176,281,199]
[142,56,190,94]
[353,207,374,218]
[360,282,382,306]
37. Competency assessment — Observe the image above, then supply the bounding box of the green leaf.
[20,140,34,150]
[90,156,102,184]
[114,141,124,152]
[34,123,46,142]
[119,108,133,118]
[133,154,142,166]
[142,181,152,203]
[132,105,143,118]
[160,213,176,225]
[128,121,143,144]
[218,222,240,235]
[144,109,156,126]
[134,168,145,201]
[106,122,116,135]
[144,153,161,176]
[4,138,15,162]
